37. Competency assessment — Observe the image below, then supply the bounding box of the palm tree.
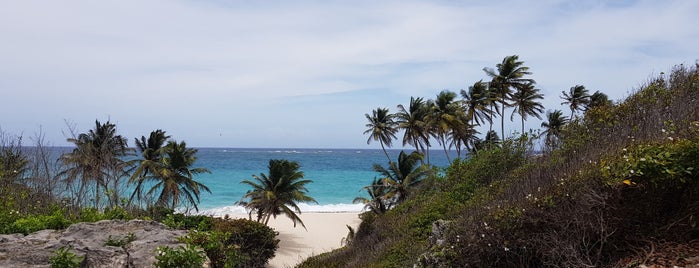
[587,90,612,110]
[561,85,590,119]
[353,177,389,214]
[471,130,501,153]
[237,159,317,229]
[396,97,431,161]
[460,80,494,127]
[484,55,535,139]
[428,90,463,163]
[541,110,568,150]
[59,120,130,209]
[447,123,479,159]
[128,129,171,207]
[510,82,545,134]
[372,151,430,205]
[146,141,211,211]
[364,108,398,162]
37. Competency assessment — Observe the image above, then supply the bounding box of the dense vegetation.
[300,62,698,267]
[0,123,285,267]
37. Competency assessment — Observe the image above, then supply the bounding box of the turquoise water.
[192,148,453,215]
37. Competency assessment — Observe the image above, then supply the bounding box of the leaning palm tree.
[484,55,535,139]
[237,159,317,229]
[59,120,130,209]
[353,177,390,214]
[510,82,545,134]
[373,151,431,205]
[541,110,568,151]
[146,140,211,212]
[396,97,431,160]
[460,80,494,127]
[427,90,464,163]
[364,108,399,162]
[127,129,171,207]
[561,85,590,119]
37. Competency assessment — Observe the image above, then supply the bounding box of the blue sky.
[1,0,697,149]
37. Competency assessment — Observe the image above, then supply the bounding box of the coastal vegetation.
[0,122,282,266]
[301,61,699,267]
[236,159,317,229]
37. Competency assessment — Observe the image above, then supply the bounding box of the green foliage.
[154,245,206,268]
[181,218,279,268]
[4,210,71,235]
[162,213,213,231]
[104,206,132,220]
[104,232,136,248]
[237,159,316,228]
[49,246,83,268]
[75,207,103,222]
[601,137,698,187]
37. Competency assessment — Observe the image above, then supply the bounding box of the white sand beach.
[263,212,361,268]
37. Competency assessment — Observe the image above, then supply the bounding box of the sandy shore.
[260,212,361,268]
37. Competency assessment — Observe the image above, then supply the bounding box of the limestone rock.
[0,220,189,268]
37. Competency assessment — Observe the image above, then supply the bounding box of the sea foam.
[197,203,365,217]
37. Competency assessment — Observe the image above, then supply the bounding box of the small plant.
[154,245,206,268]
[104,232,136,248]
[49,246,83,268]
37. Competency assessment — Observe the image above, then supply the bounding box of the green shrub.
[182,218,279,268]
[6,210,71,235]
[154,245,206,268]
[76,207,103,222]
[104,206,132,220]
[49,246,83,268]
[163,213,213,231]
[601,137,699,187]
[146,206,175,222]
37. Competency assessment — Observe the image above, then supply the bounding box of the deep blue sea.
[192,148,453,215]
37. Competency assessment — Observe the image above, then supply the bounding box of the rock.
[430,219,450,246]
[0,220,189,267]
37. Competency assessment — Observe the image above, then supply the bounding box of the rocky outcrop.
[0,220,189,267]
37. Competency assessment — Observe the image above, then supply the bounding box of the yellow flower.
[622,179,635,185]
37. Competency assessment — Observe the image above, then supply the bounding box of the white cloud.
[1,0,697,148]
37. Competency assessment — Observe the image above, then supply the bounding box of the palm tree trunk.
[264,213,272,225]
[380,141,391,163]
[425,144,431,165]
[128,180,144,207]
[521,116,525,135]
[415,139,425,165]
[501,103,506,140]
[440,136,451,164]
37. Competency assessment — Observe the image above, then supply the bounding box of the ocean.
[192,148,453,216]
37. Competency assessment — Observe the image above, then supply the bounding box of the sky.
[1,0,697,149]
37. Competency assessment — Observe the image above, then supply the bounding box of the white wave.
[196,203,365,217]
[296,203,365,212]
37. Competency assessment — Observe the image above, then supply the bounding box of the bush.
[5,210,71,235]
[75,207,103,222]
[182,218,279,268]
[163,213,213,231]
[104,206,132,220]
[49,246,83,268]
[154,245,206,268]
